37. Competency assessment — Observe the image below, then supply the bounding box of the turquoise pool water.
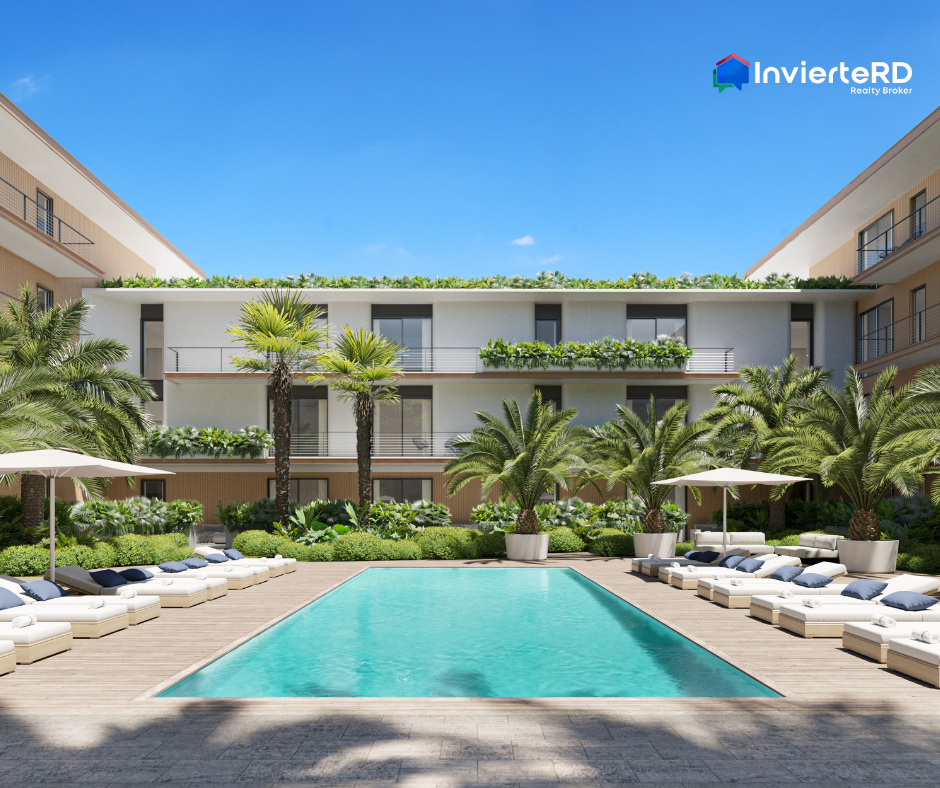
[160,568,778,698]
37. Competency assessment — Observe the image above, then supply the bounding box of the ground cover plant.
[479,337,691,372]
[144,426,273,459]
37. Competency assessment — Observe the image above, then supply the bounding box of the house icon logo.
[714,54,750,92]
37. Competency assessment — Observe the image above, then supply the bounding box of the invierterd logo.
[713,54,749,92]
[713,55,913,95]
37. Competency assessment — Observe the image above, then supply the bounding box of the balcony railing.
[167,346,735,374]
[857,303,940,364]
[275,432,463,458]
[0,176,95,263]
[858,195,940,274]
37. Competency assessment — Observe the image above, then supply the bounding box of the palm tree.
[702,355,830,532]
[590,398,710,533]
[0,284,154,532]
[443,391,591,534]
[228,290,329,523]
[312,327,403,526]
[764,366,939,540]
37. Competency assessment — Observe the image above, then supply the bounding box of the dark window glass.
[141,479,166,501]
[267,478,328,504]
[535,318,560,345]
[912,191,927,239]
[375,390,431,456]
[626,398,680,425]
[859,211,895,271]
[372,316,432,370]
[858,300,894,362]
[790,320,812,369]
[627,317,686,342]
[36,191,53,236]
[36,285,52,311]
[912,286,927,345]
[372,478,431,503]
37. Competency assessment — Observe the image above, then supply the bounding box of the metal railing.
[858,195,940,273]
[274,432,464,458]
[167,346,736,374]
[0,176,95,263]
[857,303,940,363]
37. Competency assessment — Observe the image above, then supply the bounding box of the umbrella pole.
[48,477,56,582]
[722,486,727,554]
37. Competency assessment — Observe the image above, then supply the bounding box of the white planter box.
[505,533,550,561]
[837,540,899,574]
[633,532,678,560]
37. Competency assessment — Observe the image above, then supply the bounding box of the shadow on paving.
[1,697,940,786]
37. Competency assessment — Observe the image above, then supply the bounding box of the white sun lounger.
[0,640,15,675]
[147,564,260,589]
[50,566,209,608]
[887,635,940,687]
[0,576,160,626]
[699,561,848,607]
[631,548,746,578]
[194,546,294,576]
[843,621,940,663]
[0,621,72,664]
[0,603,128,638]
[660,554,796,590]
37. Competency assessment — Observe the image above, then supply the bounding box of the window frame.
[266,477,329,504]
[141,479,166,501]
[911,285,927,345]
[858,210,895,271]
[372,477,432,503]
[789,319,814,368]
[36,284,53,311]
[36,189,53,236]
[912,191,927,239]
[858,298,894,362]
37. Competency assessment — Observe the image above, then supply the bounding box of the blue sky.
[4,1,939,281]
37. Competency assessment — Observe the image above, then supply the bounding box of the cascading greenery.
[70,497,203,537]
[479,337,693,371]
[144,425,273,459]
[100,270,868,291]
[469,497,687,533]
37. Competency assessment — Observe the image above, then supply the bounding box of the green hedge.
[332,533,387,561]
[480,337,692,372]
[307,543,334,562]
[587,532,635,557]
[416,527,478,559]
[547,527,585,553]
[897,545,940,575]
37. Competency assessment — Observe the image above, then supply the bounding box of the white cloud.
[11,76,40,97]
[539,254,562,265]
[511,235,535,246]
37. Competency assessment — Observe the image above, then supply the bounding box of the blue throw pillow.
[223,549,245,560]
[684,550,703,560]
[204,553,229,563]
[0,587,26,611]
[21,579,68,601]
[735,558,765,573]
[697,551,720,563]
[88,569,128,588]
[120,568,153,582]
[718,555,746,569]
[158,561,191,574]
[840,579,889,601]
[792,573,833,589]
[880,591,940,612]
[182,557,208,569]
[771,565,803,582]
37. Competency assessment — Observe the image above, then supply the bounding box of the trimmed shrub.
[417,526,478,560]
[588,533,635,557]
[149,535,181,563]
[232,530,292,558]
[166,532,190,548]
[675,540,694,556]
[382,541,423,560]
[277,541,311,561]
[897,544,940,575]
[332,532,386,561]
[107,534,157,567]
[168,546,196,562]
[54,545,98,569]
[306,543,334,562]
[92,541,118,569]
[547,527,585,553]
[0,545,50,576]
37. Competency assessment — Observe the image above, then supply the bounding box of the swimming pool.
[160,568,778,698]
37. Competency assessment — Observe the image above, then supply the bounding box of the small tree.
[443,391,591,534]
[312,327,402,527]
[590,398,710,533]
[228,290,328,523]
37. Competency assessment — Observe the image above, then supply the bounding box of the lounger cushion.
[21,580,68,601]
[204,554,228,563]
[223,549,245,560]
[840,579,888,601]
[771,566,803,582]
[182,558,208,569]
[888,637,940,666]
[89,570,127,588]
[157,561,190,574]
[120,568,153,582]
[881,592,939,611]
[0,588,26,610]
[0,620,71,644]
[719,555,746,569]
[793,573,833,589]
[735,558,764,573]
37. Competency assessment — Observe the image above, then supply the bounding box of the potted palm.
[591,398,709,559]
[765,366,940,573]
[443,391,591,560]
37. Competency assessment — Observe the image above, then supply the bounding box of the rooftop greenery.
[100,270,869,290]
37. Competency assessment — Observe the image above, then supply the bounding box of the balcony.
[269,432,462,458]
[856,303,940,369]
[0,175,97,275]
[166,346,735,375]
[856,195,940,284]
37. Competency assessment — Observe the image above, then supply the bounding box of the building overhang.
[0,205,103,277]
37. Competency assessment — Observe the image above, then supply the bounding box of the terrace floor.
[1,555,939,787]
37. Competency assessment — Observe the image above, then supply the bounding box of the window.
[912,286,927,345]
[912,191,927,239]
[372,305,432,370]
[36,285,52,311]
[268,386,327,456]
[141,479,166,501]
[375,386,432,456]
[36,190,53,236]
[267,478,328,504]
[858,300,894,363]
[790,304,813,369]
[859,210,894,272]
[625,386,687,425]
[626,305,686,343]
[140,305,164,425]
[538,485,559,503]
[535,304,561,346]
[373,478,431,503]
[535,385,562,412]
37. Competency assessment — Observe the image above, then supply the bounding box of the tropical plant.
[144,425,273,459]
[0,283,154,533]
[589,398,707,533]
[443,391,592,534]
[227,290,329,523]
[479,337,692,372]
[702,355,830,532]
[311,327,403,527]
[764,366,940,541]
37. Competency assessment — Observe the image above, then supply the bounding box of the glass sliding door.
[374,387,432,456]
[268,387,328,456]
[858,300,894,363]
[372,314,432,370]
[859,211,895,272]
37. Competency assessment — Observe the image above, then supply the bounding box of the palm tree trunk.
[768,497,786,533]
[272,361,292,524]
[21,473,45,541]
[355,391,374,527]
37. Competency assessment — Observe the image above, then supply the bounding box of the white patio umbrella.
[0,449,172,581]
[653,468,810,553]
